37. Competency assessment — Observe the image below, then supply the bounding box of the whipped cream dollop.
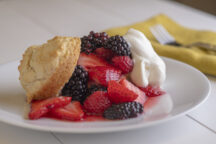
[123,28,166,87]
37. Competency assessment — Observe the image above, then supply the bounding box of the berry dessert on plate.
[18,28,171,122]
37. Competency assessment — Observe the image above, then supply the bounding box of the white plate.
[0,57,210,133]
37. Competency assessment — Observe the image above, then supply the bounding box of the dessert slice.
[18,36,81,103]
[18,29,169,122]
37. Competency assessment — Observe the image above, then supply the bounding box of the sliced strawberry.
[119,78,147,105]
[77,53,111,70]
[88,66,122,86]
[107,81,138,103]
[94,47,114,60]
[140,85,165,97]
[49,101,84,121]
[29,97,71,120]
[112,56,134,74]
[83,91,111,114]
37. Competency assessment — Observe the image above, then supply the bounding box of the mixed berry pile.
[28,31,165,121]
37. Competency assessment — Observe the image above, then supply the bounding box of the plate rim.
[0,57,211,133]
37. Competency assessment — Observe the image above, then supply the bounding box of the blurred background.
[1,0,216,65]
[174,0,216,15]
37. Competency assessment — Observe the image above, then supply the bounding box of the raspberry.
[103,102,143,120]
[61,65,88,101]
[84,91,111,114]
[105,35,131,57]
[111,56,134,74]
[81,31,109,54]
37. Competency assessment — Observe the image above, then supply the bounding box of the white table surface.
[0,0,216,143]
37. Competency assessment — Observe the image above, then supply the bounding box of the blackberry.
[103,102,143,120]
[61,65,88,101]
[105,35,131,56]
[81,31,109,54]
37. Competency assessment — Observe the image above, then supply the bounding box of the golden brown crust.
[27,44,80,102]
[18,36,81,103]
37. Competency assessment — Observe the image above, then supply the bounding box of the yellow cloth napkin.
[105,14,216,76]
